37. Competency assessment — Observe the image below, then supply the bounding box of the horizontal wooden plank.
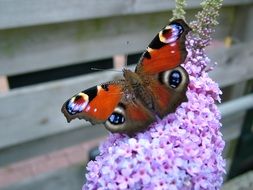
[0,8,235,75]
[0,126,107,167]
[0,136,105,188]
[220,95,253,160]
[208,42,253,87]
[222,171,253,190]
[0,0,252,30]
[221,112,245,142]
[0,164,84,190]
[219,94,253,117]
[0,70,118,149]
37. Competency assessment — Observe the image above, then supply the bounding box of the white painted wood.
[0,0,252,30]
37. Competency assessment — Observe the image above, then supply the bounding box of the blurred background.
[0,0,253,190]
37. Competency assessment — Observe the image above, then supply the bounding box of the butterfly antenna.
[91,68,122,73]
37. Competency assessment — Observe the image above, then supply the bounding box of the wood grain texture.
[0,0,252,30]
[0,12,170,75]
[0,8,235,75]
[0,70,118,149]
[208,42,253,87]
[0,126,107,167]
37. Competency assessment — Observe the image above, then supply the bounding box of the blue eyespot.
[108,112,125,125]
[172,23,183,34]
[169,70,182,88]
[66,100,78,115]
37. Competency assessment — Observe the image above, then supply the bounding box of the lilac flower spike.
[84,0,225,189]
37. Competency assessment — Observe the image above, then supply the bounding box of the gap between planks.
[0,76,9,93]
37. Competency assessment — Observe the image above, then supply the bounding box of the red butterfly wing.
[62,81,156,134]
[61,83,122,124]
[104,99,156,134]
[136,19,191,75]
[133,19,191,118]
[148,66,189,118]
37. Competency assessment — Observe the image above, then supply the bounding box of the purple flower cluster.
[83,32,226,190]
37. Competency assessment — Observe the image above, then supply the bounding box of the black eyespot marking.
[148,34,166,49]
[158,72,164,84]
[169,70,182,88]
[101,84,109,91]
[74,95,82,101]
[108,112,125,125]
[82,86,97,102]
[143,51,151,59]
[162,28,171,37]
[118,102,126,110]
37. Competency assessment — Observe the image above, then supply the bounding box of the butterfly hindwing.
[148,66,189,118]
[104,98,156,135]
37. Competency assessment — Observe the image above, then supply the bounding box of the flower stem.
[171,0,186,21]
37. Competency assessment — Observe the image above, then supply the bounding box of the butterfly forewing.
[135,19,191,75]
[61,83,123,124]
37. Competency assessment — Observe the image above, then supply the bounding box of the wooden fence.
[0,0,253,189]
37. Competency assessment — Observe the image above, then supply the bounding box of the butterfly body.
[62,19,191,135]
[123,69,155,111]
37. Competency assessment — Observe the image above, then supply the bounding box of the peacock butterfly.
[61,19,191,135]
